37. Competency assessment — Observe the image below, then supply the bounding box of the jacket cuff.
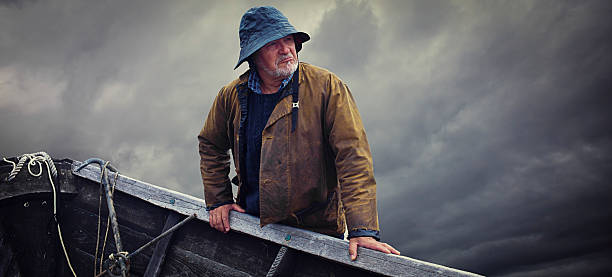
[205,200,234,211]
[347,229,380,241]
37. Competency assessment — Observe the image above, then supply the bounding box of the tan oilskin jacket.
[198,62,379,236]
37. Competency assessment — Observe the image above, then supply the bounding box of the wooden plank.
[72,161,484,277]
[143,212,182,277]
[0,224,22,277]
[162,246,252,277]
[64,174,280,276]
[0,161,76,201]
[167,218,280,276]
[0,197,60,277]
[59,204,157,276]
[70,174,168,237]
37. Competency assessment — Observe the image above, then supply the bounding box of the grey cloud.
[0,0,235,197]
[303,0,612,276]
[305,0,379,78]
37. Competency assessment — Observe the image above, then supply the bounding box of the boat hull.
[1,157,483,277]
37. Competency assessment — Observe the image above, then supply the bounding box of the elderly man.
[198,6,399,260]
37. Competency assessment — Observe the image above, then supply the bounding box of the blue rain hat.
[235,6,310,69]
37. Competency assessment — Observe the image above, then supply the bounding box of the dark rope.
[266,246,289,277]
[76,158,128,277]
[95,214,197,277]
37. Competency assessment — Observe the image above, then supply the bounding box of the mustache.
[276,54,295,65]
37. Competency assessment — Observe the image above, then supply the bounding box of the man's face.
[254,35,298,79]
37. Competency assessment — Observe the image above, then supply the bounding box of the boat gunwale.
[71,160,484,277]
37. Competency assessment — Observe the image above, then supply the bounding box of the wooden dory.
[0,157,483,277]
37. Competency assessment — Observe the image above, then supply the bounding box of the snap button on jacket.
[198,62,379,236]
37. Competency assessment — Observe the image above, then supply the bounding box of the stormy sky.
[1,1,611,276]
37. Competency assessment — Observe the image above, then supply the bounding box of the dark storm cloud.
[305,0,379,75]
[305,0,612,276]
[0,0,236,196]
[1,1,611,276]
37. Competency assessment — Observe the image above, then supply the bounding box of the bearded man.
[198,6,399,260]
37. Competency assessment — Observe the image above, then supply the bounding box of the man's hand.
[348,237,400,261]
[208,203,245,233]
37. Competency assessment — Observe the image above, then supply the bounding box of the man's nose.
[279,41,290,54]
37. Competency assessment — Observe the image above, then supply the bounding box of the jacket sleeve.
[324,75,380,234]
[198,87,234,210]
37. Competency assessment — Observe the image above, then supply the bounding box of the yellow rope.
[93,164,105,276]
[46,159,78,277]
[4,153,78,277]
[95,162,119,275]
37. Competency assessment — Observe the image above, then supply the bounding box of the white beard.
[262,55,298,78]
[276,58,298,78]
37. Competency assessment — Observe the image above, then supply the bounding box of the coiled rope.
[2,152,77,277]
[4,154,197,277]
[3,151,57,182]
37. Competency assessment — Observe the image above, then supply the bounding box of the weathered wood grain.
[59,204,157,276]
[161,246,252,277]
[72,160,484,277]
[144,212,181,277]
[0,219,23,276]
[60,170,281,276]
[0,197,60,276]
[0,162,76,201]
[166,218,279,276]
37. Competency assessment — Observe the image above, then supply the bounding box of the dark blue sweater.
[242,91,282,216]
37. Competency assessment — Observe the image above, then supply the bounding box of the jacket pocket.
[297,190,340,232]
